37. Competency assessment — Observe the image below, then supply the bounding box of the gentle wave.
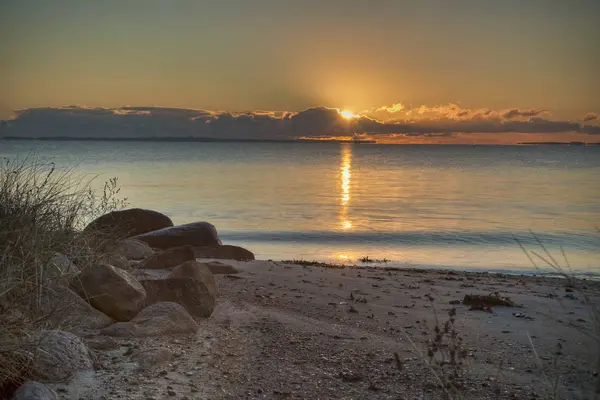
[220,230,599,249]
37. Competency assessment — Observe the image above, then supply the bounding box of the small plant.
[425,307,469,391]
[399,302,470,400]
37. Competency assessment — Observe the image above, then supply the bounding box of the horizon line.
[2,136,599,146]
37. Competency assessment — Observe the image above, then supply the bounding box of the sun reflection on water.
[340,144,353,230]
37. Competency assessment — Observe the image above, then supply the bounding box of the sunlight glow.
[340,110,358,119]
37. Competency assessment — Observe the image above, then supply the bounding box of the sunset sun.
[339,110,358,119]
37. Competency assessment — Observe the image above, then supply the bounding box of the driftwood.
[463,291,522,310]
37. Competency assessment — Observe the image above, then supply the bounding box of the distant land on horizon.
[517,141,600,146]
[2,136,600,146]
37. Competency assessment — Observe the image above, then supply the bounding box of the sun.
[339,109,358,119]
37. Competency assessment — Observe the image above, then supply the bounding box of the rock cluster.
[9,209,252,399]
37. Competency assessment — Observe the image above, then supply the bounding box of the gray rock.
[139,245,195,269]
[100,302,198,337]
[140,278,215,318]
[100,254,131,271]
[29,285,113,330]
[84,208,174,238]
[12,381,57,400]
[71,263,146,321]
[42,253,79,284]
[114,239,155,260]
[200,261,239,275]
[132,348,173,370]
[169,260,217,290]
[194,244,255,261]
[83,335,119,351]
[139,261,217,318]
[31,330,93,382]
[133,222,221,250]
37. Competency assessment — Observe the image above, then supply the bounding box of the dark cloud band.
[1,106,598,139]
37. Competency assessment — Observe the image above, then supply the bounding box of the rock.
[82,335,119,351]
[133,222,221,250]
[28,285,113,330]
[43,253,79,284]
[31,331,93,382]
[132,348,173,370]
[70,263,146,322]
[194,244,255,261]
[114,239,154,260]
[84,208,174,238]
[139,245,195,269]
[141,260,217,317]
[200,261,239,275]
[169,260,217,289]
[140,278,216,318]
[12,381,58,400]
[100,302,199,337]
[100,254,131,271]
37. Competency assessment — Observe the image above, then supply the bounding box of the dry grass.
[517,231,600,400]
[0,156,127,393]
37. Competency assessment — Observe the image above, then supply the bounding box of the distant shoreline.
[0,136,293,143]
[518,141,600,146]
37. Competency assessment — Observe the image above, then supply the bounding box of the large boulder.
[100,302,198,337]
[138,245,195,269]
[31,330,93,382]
[194,244,255,261]
[84,208,174,238]
[139,260,217,318]
[114,239,154,260]
[140,278,215,318]
[70,264,146,322]
[133,221,221,250]
[12,381,57,400]
[169,260,217,289]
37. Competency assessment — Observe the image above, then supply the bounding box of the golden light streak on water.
[339,144,353,230]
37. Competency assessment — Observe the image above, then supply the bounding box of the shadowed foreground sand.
[53,260,599,400]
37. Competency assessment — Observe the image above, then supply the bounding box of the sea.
[1,140,599,276]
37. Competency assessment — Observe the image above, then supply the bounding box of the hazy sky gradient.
[2,1,599,117]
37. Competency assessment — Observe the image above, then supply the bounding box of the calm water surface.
[2,140,599,275]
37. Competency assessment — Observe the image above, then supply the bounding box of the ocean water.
[1,140,599,275]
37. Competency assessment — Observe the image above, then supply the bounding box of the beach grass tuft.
[0,156,126,394]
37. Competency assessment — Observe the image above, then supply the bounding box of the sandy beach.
[52,259,599,400]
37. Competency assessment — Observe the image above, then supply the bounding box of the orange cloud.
[375,103,405,113]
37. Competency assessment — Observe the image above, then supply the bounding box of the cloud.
[500,108,548,119]
[1,105,598,140]
[375,103,405,113]
[582,112,599,122]
[400,103,548,121]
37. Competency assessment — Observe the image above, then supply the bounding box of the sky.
[1,0,599,143]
